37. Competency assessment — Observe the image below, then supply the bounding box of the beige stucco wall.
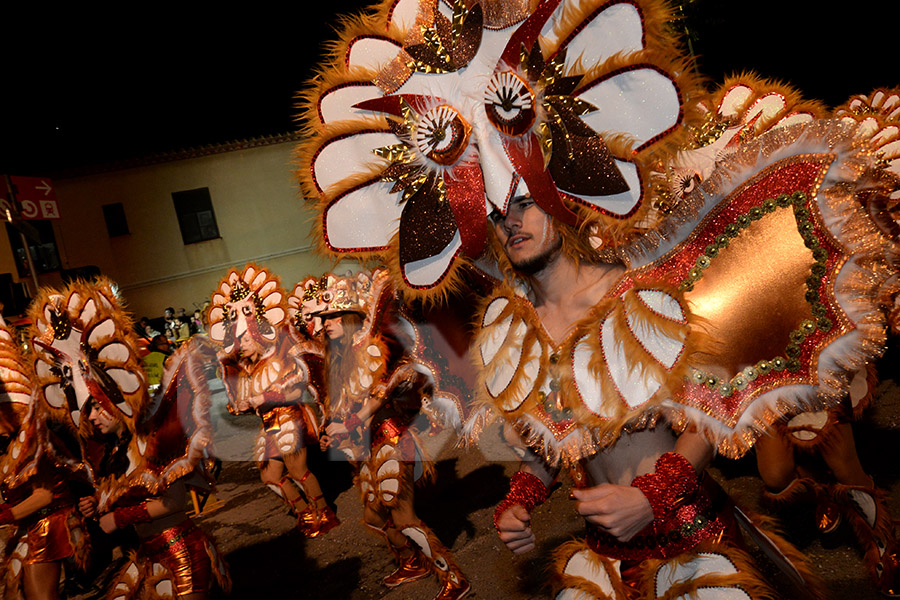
[48,139,351,319]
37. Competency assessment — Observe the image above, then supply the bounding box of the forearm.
[673,429,714,472]
[497,450,558,517]
[518,449,558,488]
[3,487,53,522]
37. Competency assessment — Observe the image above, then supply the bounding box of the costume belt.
[142,519,202,558]
[21,498,74,528]
[586,475,728,561]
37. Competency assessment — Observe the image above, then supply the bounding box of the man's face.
[323,316,344,341]
[491,196,562,274]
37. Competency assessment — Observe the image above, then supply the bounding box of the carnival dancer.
[208,265,337,537]
[755,368,900,597]
[29,279,230,599]
[0,319,90,600]
[294,0,896,595]
[489,194,821,598]
[315,269,469,600]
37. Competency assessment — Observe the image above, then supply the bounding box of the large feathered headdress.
[30,279,147,434]
[297,0,701,299]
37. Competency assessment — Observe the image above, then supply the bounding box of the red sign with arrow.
[9,175,60,220]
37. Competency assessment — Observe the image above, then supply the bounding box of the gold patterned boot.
[383,548,431,587]
[399,523,470,600]
[305,496,341,538]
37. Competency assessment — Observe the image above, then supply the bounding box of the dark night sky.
[1,1,896,176]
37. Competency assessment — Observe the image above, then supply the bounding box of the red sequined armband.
[493,471,549,531]
[0,503,15,525]
[631,452,698,522]
[343,414,363,433]
[112,502,152,529]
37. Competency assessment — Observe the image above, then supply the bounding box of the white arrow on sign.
[36,180,53,196]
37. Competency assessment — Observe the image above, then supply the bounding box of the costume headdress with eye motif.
[30,279,147,435]
[316,272,372,318]
[288,276,330,338]
[296,0,702,301]
[207,264,288,355]
[30,280,218,509]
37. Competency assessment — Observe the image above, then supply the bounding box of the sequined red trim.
[587,463,726,561]
[371,417,407,447]
[632,452,698,521]
[112,502,152,529]
[493,471,550,530]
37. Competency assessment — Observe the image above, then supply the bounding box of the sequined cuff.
[0,504,15,525]
[493,471,549,531]
[343,414,363,433]
[631,452,698,522]
[113,502,152,529]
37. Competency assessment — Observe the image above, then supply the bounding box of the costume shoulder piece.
[472,82,895,463]
[472,279,693,465]
[29,279,214,509]
[632,118,893,458]
[296,0,701,300]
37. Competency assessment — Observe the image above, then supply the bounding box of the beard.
[510,234,563,275]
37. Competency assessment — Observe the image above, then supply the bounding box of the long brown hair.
[324,311,365,382]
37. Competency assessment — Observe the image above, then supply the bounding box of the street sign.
[8,175,60,220]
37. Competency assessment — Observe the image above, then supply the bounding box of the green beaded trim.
[680,190,833,397]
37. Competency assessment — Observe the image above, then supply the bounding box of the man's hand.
[326,422,349,438]
[78,496,98,518]
[572,484,653,542]
[496,504,536,554]
[99,512,117,534]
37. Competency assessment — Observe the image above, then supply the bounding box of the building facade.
[5,133,341,321]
